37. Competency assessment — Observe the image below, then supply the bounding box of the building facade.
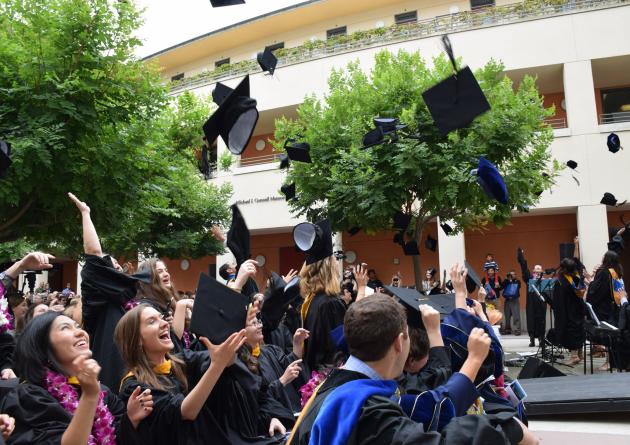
[144,0,630,305]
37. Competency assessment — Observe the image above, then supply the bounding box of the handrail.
[599,111,630,125]
[168,0,628,93]
[544,116,568,129]
[238,153,282,167]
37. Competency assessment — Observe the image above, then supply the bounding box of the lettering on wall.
[235,196,285,205]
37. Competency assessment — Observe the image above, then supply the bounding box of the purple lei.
[44,370,117,445]
[182,330,191,349]
[123,299,140,312]
[0,296,14,334]
[299,369,329,407]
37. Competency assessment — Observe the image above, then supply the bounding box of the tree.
[274,50,557,288]
[0,0,229,260]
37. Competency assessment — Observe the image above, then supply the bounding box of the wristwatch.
[0,272,14,290]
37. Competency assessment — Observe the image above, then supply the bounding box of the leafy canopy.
[0,0,229,260]
[274,49,556,235]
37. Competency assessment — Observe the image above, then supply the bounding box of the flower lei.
[182,330,191,349]
[0,296,14,334]
[44,370,117,445]
[299,369,329,407]
[123,299,140,312]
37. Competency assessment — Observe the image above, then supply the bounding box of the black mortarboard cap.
[393,211,412,231]
[361,126,385,149]
[386,286,456,328]
[226,204,250,267]
[373,117,406,134]
[203,75,258,155]
[425,235,437,252]
[257,47,278,75]
[0,140,11,179]
[210,0,245,7]
[402,240,420,256]
[559,243,575,262]
[284,139,312,163]
[190,273,249,344]
[293,219,333,265]
[440,222,453,235]
[347,226,360,236]
[284,276,301,304]
[566,160,578,170]
[464,260,481,293]
[601,192,618,207]
[422,35,490,135]
[607,133,622,153]
[281,183,296,201]
[279,153,290,169]
[474,156,508,204]
[212,82,233,106]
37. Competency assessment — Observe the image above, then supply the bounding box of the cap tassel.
[441,35,458,75]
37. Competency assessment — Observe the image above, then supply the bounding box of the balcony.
[169,0,627,93]
[599,111,630,125]
[238,152,282,167]
[544,116,568,129]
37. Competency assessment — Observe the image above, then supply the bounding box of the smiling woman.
[0,311,151,444]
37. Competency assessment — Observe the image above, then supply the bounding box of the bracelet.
[0,272,13,290]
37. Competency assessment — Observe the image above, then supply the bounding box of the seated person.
[288,294,537,445]
[0,312,149,444]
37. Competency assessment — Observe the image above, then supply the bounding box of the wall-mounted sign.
[235,195,285,205]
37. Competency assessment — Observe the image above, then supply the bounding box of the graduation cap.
[293,219,333,265]
[262,271,289,325]
[402,240,420,256]
[559,243,575,262]
[607,133,622,153]
[284,276,301,304]
[227,204,250,267]
[203,75,258,155]
[566,160,578,170]
[190,273,249,344]
[421,35,490,135]
[210,0,245,6]
[464,260,482,294]
[280,183,296,201]
[279,153,290,169]
[0,140,11,179]
[361,126,385,149]
[386,286,456,328]
[361,117,406,149]
[473,157,508,205]
[347,226,360,236]
[393,211,412,231]
[284,139,311,163]
[601,192,626,207]
[425,235,437,252]
[257,47,278,75]
[440,222,453,235]
[374,117,406,134]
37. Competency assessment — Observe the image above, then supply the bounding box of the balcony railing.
[599,111,630,125]
[169,0,628,93]
[238,153,282,167]
[544,116,568,129]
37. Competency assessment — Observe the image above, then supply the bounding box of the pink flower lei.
[0,295,14,334]
[44,370,117,445]
[123,299,140,312]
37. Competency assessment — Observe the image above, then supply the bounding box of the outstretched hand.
[353,263,369,288]
[68,192,90,214]
[127,386,153,428]
[282,269,298,283]
[18,252,55,272]
[200,331,247,369]
[72,354,101,398]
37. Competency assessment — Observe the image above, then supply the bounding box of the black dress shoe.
[529,340,535,347]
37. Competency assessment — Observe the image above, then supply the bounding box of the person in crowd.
[218,262,237,285]
[288,293,537,445]
[63,296,83,326]
[483,253,500,272]
[501,271,522,336]
[587,250,624,323]
[239,310,310,413]
[23,303,49,325]
[421,268,441,295]
[6,293,27,334]
[341,283,355,306]
[517,248,550,347]
[0,311,151,444]
[62,283,73,297]
[366,269,384,292]
[551,258,587,365]
[390,273,402,288]
[481,266,503,309]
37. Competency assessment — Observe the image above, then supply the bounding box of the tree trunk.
[412,221,425,290]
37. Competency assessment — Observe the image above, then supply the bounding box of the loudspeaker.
[518,357,566,379]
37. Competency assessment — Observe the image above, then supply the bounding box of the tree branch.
[0,198,34,233]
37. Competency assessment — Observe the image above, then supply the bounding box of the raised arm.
[450,263,468,309]
[68,193,102,256]
[517,248,531,282]
[172,299,194,340]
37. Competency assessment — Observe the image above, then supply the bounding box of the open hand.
[68,192,91,214]
[17,252,55,272]
[127,386,153,428]
[353,263,369,288]
[282,269,298,283]
[200,331,247,369]
[449,263,468,298]
[268,418,286,437]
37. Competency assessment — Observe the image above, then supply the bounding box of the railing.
[544,116,568,129]
[238,153,282,167]
[599,111,630,125]
[168,0,628,93]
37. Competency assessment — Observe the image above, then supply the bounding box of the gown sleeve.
[103,386,142,445]
[402,346,452,394]
[0,332,15,372]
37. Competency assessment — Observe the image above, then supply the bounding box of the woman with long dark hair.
[0,311,150,444]
[552,258,587,365]
[587,250,623,322]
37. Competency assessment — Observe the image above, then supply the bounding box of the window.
[265,42,284,53]
[170,73,184,82]
[471,0,495,10]
[395,11,417,25]
[215,58,230,68]
[600,87,630,123]
[326,26,347,39]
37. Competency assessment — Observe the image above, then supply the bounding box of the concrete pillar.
[562,60,598,135]
[76,261,83,294]
[577,204,609,273]
[437,218,466,276]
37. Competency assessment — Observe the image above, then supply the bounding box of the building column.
[437,218,466,276]
[577,205,609,273]
[76,261,83,294]
[563,60,598,135]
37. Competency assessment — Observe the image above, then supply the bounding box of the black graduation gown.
[119,350,230,445]
[551,276,586,350]
[586,269,615,322]
[266,323,293,355]
[81,254,145,392]
[0,382,138,445]
[518,255,547,340]
[257,344,307,413]
[0,331,15,373]
[291,368,524,445]
[302,293,346,373]
[398,346,452,395]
